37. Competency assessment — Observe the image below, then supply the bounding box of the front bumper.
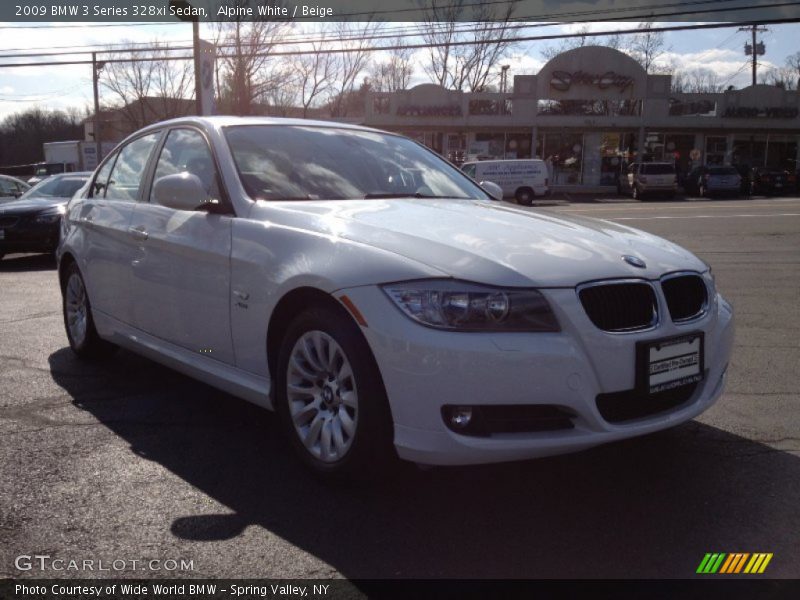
[0,218,60,254]
[337,281,734,465]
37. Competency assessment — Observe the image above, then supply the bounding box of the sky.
[0,21,798,121]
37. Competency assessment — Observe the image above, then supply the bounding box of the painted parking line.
[604,213,800,221]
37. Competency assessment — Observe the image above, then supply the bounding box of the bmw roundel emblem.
[622,255,646,269]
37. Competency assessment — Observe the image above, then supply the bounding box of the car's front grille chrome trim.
[577,279,659,333]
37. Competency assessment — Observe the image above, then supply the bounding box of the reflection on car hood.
[265,199,706,287]
[0,197,67,215]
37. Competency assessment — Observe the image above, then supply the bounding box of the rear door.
[128,127,235,364]
[78,132,162,324]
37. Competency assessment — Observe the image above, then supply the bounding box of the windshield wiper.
[363,192,470,199]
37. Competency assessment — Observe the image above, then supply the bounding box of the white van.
[461,159,550,205]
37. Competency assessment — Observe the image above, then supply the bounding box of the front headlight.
[34,206,65,224]
[382,280,560,332]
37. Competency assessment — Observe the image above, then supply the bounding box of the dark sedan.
[0,172,90,260]
[749,167,796,196]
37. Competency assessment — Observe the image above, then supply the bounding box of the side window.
[462,164,476,178]
[105,133,160,202]
[151,128,221,202]
[0,179,15,195]
[92,153,118,198]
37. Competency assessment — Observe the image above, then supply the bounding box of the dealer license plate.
[640,333,704,394]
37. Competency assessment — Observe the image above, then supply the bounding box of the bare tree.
[295,38,337,118]
[628,21,670,73]
[369,42,414,92]
[212,1,293,115]
[419,0,519,91]
[327,21,381,117]
[540,24,591,61]
[101,40,193,131]
[759,65,798,90]
[673,68,725,93]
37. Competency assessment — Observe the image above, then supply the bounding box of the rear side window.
[105,133,160,201]
[641,164,675,175]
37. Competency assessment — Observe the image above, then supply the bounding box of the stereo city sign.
[550,70,635,93]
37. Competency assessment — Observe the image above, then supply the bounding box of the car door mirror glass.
[479,180,503,201]
[152,173,213,211]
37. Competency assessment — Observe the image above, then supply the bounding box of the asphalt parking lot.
[1,196,798,579]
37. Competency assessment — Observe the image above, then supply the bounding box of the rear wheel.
[275,305,395,480]
[515,187,534,206]
[62,262,116,359]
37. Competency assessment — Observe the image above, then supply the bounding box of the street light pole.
[92,52,103,161]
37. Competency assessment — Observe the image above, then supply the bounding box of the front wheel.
[515,187,534,206]
[62,262,116,359]
[275,305,395,479]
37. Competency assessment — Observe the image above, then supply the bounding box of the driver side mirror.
[152,173,215,211]
[479,180,504,201]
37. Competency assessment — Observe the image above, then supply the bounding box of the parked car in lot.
[618,162,678,200]
[684,166,742,197]
[0,174,30,202]
[0,172,90,260]
[58,117,734,478]
[749,167,796,196]
[461,159,550,206]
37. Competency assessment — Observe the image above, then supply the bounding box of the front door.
[128,127,235,365]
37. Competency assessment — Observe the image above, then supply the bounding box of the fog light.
[449,406,473,428]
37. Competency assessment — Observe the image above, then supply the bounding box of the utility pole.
[91,52,105,162]
[170,0,202,115]
[740,24,767,86]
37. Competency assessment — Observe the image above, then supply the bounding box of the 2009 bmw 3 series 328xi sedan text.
[58,117,734,477]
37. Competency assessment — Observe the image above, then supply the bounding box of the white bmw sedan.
[58,117,734,477]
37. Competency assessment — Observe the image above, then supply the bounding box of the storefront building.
[364,46,800,191]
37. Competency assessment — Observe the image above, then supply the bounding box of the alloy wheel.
[65,272,88,347]
[286,330,358,463]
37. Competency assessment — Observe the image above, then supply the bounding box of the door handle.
[128,226,149,241]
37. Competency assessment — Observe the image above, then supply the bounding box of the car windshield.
[641,163,675,175]
[21,176,87,199]
[224,125,487,201]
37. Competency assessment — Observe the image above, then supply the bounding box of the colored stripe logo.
[697,553,773,574]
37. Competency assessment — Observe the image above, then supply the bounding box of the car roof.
[132,115,389,137]
[0,174,30,184]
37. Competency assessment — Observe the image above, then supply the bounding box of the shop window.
[705,136,727,166]
[537,99,642,117]
[468,99,512,116]
[505,133,531,159]
[539,132,584,185]
[372,96,390,115]
[669,99,717,117]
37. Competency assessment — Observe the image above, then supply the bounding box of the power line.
[1,18,798,69]
[0,0,798,62]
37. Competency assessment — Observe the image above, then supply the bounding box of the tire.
[275,304,395,480]
[515,187,534,206]
[62,262,116,359]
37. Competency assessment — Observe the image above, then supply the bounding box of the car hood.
[0,197,67,215]
[265,199,707,288]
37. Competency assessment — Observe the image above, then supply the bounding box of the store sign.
[397,104,463,117]
[723,106,799,119]
[550,70,635,93]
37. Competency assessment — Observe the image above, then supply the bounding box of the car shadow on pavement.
[0,253,56,272]
[48,346,799,579]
